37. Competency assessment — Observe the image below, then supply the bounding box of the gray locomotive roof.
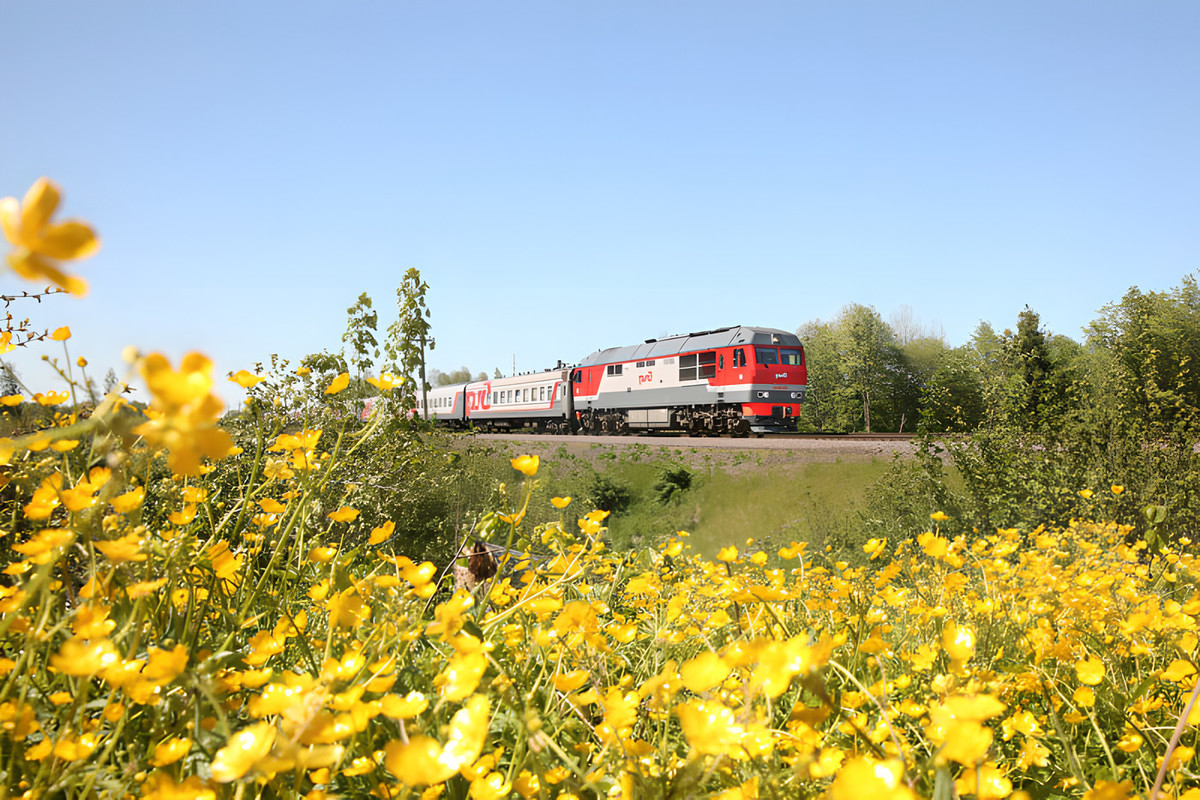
[578,326,802,367]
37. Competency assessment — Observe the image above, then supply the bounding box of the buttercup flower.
[229,369,265,388]
[510,455,539,476]
[134,352,234,476]
[1,177,100,295]
[325,372,349,395]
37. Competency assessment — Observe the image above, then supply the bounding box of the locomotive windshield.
[754,347,778,365]
[780,348,803,366]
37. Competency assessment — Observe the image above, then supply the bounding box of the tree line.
[797,274,1200,439]
[822,273,1200,546]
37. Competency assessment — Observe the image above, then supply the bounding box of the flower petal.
[21,178,60,236]
[37,220,100,260]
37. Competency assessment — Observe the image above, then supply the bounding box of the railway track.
[471,429,924,455]
[475,429,917,442]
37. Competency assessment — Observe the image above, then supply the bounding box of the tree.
[435,366,477,386]
[385,269,435,418]
[797,308,910,433]
[342,292,379,379]
[920,347,986,431]
[1012,306,1053,420]
[0,361,21,397]
[102,368,121,396]
[835,304,899,433]
[1087,274,1200,433]
[796,320,850,432]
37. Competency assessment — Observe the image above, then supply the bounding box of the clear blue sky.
[3,2,1198,399]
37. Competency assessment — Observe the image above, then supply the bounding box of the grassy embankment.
[459,436,910,557]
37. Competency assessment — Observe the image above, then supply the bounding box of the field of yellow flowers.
[2,178,1200,800]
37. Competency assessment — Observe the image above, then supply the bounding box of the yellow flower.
[76,356,87,367]
[380,691,429,719]
[0,394,21,407]
[1161,659,1196,683]
[553,670,590,692]
[229,370,265,388]
[1076,656,1105,686]
[717,545,738,563]
[679,652,731,694]
[930,511,950,521]
[324,372,349,395]
[72,603,116,639]
[368,520,395,545]
[34,390,69,406]
[366,373,405,391]
[327,506,360,523]
[510,455,539,476]
[863,537,887,558]
[134,352,234,476]
[1079,489,1094,499]
[551,496,571,509]
[829,758,913,800]
[437,645,488,702]
[139,773,216,800]
[1,178,100,296]
[675,699,745,756]
[956,764,1013,799]
[308,546,337,563]
[50,638,122,677]
[469,773,511,800]
[127,578,168,599]
[110,486,145,513]
[383,695,489,785]
[1082,781,1136,800]
[94,531,147,563]
[942,621,976,662]
[150,736,193,767]
[1111,485,1125,494]
[211,722,276,782]
[50,326,71,341]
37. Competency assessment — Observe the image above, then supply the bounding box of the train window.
[699,351,716,380]
[780,348,803,366]
[646,360,654,366]
[755,347,779,365]
[636,361,644,368]
[719,354,724,369]
[679,353,697,381]
[606,364,623,376]
[733,348,746,367]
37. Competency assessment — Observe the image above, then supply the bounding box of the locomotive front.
[571,326,807,435]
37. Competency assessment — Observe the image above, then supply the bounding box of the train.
[411,325,806,436]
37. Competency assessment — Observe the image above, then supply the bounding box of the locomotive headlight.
[790,392,799,399]
[756,391,769,399]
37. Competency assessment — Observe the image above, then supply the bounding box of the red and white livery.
[415,325,806,436]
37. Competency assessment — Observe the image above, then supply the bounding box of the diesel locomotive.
[412,325,806,436]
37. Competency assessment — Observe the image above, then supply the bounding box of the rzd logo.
[638,372,653,385]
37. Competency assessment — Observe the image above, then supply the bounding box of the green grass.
[662,459,893,556]
[454,437,902,559]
